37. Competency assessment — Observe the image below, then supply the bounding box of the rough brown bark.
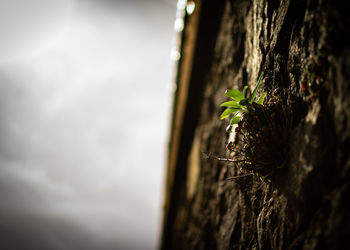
[162,0,350,249]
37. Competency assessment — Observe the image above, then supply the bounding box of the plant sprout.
[213,73,292,179]
[220,73,266,133]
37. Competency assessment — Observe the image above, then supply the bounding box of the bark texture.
[162,0,350,249]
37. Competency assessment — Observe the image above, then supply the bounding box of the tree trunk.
[161,0,350,249]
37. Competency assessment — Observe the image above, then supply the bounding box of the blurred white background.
[0,0,176,249]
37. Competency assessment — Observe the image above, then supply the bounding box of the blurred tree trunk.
[161,0,350,249]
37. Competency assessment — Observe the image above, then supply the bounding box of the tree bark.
[162,0,350,249]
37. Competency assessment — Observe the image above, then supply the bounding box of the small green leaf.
[230,115,241,125]
[226,114,241,133]
[257,92,267,104]
[225,89,244,101]
[249,73,264,104]
[220,108,240,120]
[220,101,243,108]
[242,86,248,98]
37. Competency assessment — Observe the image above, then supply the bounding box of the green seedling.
[220,73,266,133]
[211,73,292,180]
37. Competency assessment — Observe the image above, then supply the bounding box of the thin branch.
[202,152,247,164]
[225,173,254,180]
